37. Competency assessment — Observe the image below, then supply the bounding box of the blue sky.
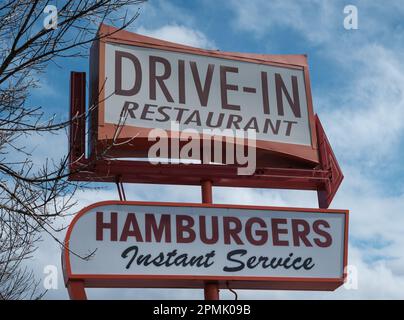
[28,0,404,299]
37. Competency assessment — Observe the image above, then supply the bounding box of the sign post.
[201,180,220,300]
[64,24,347,299]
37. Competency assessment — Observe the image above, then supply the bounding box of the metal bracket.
[68,71,343,209]
[316,115,344,208]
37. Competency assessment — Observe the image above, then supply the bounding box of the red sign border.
[88,24,319,164]
[62,200,349,292]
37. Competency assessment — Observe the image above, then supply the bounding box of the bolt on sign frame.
[66,24,345,299]
[62,201,349,300]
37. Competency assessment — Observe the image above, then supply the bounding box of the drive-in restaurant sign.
[89,25,318,163]
[63,201,348,290]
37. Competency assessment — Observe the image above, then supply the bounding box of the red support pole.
[67,280,87,300]
[201,180,213,204]
[69,72,86,167]
[201,180,220,300]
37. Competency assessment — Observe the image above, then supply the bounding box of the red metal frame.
[63,201,349,299]
[69,72,86,165]
[89,24,319,164]
[200,180,220,300]
[316,116,344,208]
[65,25,346,299]
[68,71,343,209]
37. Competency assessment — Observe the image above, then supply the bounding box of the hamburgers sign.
[89,25,318,163]
[63,201,348,291]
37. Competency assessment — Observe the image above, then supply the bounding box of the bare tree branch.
[0,0,146,300]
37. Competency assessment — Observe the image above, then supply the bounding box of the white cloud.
[127,0,215,49]
[134,0,197,29]
[136,24,216,49]
[228,0,337,44]
[321,44,404,165]
[229,0,404,47]
[230,0,404,165]
[31,76,58,98]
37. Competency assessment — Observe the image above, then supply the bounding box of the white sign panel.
[65,202,348,286]
[102,42,312,146]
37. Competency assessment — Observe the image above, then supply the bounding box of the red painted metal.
[204,282,220,300]
[91,24,319,165]
[315,115,344,209]
[201,180,219,300]
[63,34,347,300]
[68,71,343,208]
[67,279,87,300]
[69,72,86,167]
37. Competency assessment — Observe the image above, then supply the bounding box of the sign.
[89,24,318,163]
[63,201,348,291]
